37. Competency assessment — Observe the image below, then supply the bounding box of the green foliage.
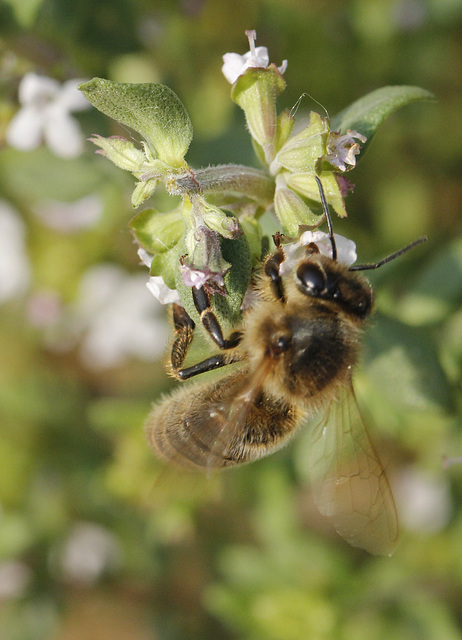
[0,3,462,640]
[80,78,193,166]
[330,86,435,157]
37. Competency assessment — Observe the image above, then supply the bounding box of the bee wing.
[206,360,275,469]
[307,382,398,555]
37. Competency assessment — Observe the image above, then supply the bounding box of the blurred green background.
[0,0,462,638]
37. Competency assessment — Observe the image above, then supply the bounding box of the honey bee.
[145,177,426,555]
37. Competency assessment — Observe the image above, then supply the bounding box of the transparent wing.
[307,382,398,555]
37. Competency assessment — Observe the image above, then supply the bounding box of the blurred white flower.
[76,264,169,369]
[222,29,287,84]
[33,194,103,232]
[394,467,452,534]
[0,201,30,303]
[6,73,90,158]
[0,561,31,600]
[279,230,357,277]
[59,522,120,585]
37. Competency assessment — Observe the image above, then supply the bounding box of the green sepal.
[231,65,286,159]
[275,112,328,173]
[175,233,252,331]
[129,208,185,253]
[330,85,435,157]
[274,108,295,154]
[79,78,193,167]
[287,171,347,218]
[274,174,323,236]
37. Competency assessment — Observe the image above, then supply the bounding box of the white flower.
[58,522,120,585]
[394,467,452,534]
[33,194,103,232]
[279,230,357,276]
[0,201,30,303]
[222,29,288,84]
[325,130,367,172]
[146,275,181,305]
[6,73,90,158]
[138,248,181,305]
[74,264,169,369]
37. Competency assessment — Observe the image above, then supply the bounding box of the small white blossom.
[325,130,367,172]
[33,194,103,232]
[58,522,121,585]
[279,230,357,276]
[0,201,30,303]
[6,73,90,158]
[75,264,169,369]
[222,29,288,84]
[146,275,181,305]
[395,467,452,534]
[33,263,170,368]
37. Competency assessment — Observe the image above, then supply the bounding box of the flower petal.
[146,275,180,304]
[6,105,43,150]
[57,79,92,112]
[18,72,59,104]
[44,111,84,157]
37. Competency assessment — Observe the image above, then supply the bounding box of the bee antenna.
[349,236,428,271]
[314,175,337,261]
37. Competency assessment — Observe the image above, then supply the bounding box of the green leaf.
[364,314,451,412]
[240,215,263,264]
[330,86,435,154]
[394,236,462,325]
[150,243,182,290]
[79,78,193,166]
[129,208,185,253]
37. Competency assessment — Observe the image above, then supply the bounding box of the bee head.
[295,255,373,320]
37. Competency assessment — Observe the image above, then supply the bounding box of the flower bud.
[89,135,146,172]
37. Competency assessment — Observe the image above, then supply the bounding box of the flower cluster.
[74,30,431,328]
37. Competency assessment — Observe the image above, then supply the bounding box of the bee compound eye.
[296,262,326,296]
[269,334,291,356]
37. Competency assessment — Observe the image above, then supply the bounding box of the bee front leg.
[169,298,241,381]
[264,244,286,303]
[192,286,242,350]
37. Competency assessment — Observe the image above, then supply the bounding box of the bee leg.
[264,246,286,303]
[169,303,196,375]
[169,297,242,381]
[192,286,243,350]
[176,352,240,380]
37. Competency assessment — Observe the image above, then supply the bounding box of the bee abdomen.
[145,371,302,470]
